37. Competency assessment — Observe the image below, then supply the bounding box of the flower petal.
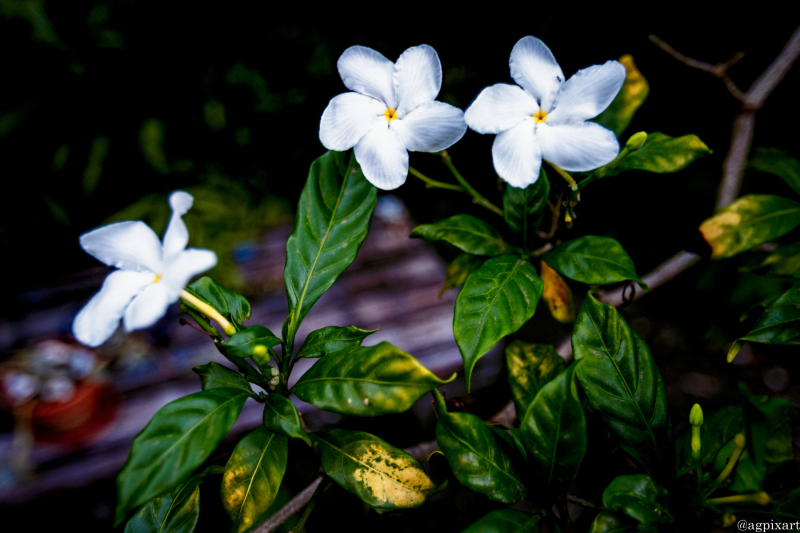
[537,122,619,171]
[162,190,193,263]
[509,36,564,112]
[319,92,387,151]
[72,270,155,347]
[123,283,173,332]
[464,83,538,134]
[547,61,626,124]
[80,221,163,273]
[162,248,218,300]
[390,101,466,152]
[354,119,409,190]
[338,46,396,108]
[491,118,542,188]
[394,44,442,117]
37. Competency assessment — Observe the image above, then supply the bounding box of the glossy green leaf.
[572,294,670,473]
[282,150,377,348]
[312,429,436,511]
[123,467,220,533]
[461,509,540,533]
[433,390,527,503]
[454,255,543,391]
[222,427,288,533]
[749,147,800,196]
[115,388,249,525]
[489,425,528,463]
[700,195,800,259]
[192,362,254,396]
[441,253,486,296]
[185,277,251,330]
[505,341,565,420]
[262,393,311,446]
[520,364,586,502]
[295,325,377,359]
[604,132,711,177]
[602,475,673,530]
[676,405,744,477]
[588,511,637,533]
[411,214,514,256]
[729,286,800,361]
[543,236,645,287]
[291,341,454,416]
[502,169,550,245]
[592,55,649,136]
[221,325,282,359]
[747,242,800,277]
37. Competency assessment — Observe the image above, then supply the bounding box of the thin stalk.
[180,304,221,338]
[705,433,746,497]
[577,148,630,190]
[440,151,503,216]
[292,481,328,531]
[179,290,236,335]
[547,162,577,190]
[408,166,463,191]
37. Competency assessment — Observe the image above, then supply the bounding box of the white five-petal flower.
[319,44,467,190]
[465,36,626,188]
[73,191,217,347]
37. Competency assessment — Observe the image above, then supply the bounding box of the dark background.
[1,2,799,531]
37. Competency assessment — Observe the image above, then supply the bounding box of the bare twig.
[254,476,323,533]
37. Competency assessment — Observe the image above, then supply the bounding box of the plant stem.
[179,290,237,335]
[439,151,503,216]
[547,162,577,190]
[705,433,746,497]
[179,304,221,338]
[292,481,328,531]
[577,148,630,191]
[408,166,463,191]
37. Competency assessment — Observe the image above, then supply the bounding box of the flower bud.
[754,492,771,505]
[269,376,280,387]
[270,367,280,377]
[722,513,736,528]
[626,131,647,151]
[252,345,268,356]
[690,403,704,426]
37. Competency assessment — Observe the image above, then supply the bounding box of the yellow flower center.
[152,273,163,284]
[533,109,548,124]
[384,108,398,123]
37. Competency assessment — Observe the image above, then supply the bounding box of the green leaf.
[505,341,565,419]
[115,388,249,525]
[502,169,550,245]
[602,475,673,530]
[312,428,436,511]
[741,385,794,473]
[543,236,645,287]
[185,277,251,330]
[588,511,637,533]
[572,294,670,473]
[592,55,649,137]
[520,364,586,502]
[433,390,527,503]
[603,132,711,177]
[441,253,486,296]
[461,509,541,533]
[262,393,311,446]
[283,150,377,348]
[222,427,288,533]
[746,241,800,277]
[488,425,528,463]
[123,467,220,533]
[221,325,282,359]
[676,405,744,477]
[410,214,514,256]
[729,286,800,361]
[749,147,800,196]
[700,195,800,259]
[294,325,377,359]
[192,362,254,395]
[292,341,454,416]
[454,255,543,391]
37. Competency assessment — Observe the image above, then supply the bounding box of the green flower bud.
[690,403,704,426]
[270,367,280,377]
[625,131,647,152]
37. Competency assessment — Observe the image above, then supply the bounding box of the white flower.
[465,36,626,188]
[319,44,467,190]
[72,191,217,347]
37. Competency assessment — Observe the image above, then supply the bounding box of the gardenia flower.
[465,36,626,188]
[73,191,217,347]
[319,44,467,190]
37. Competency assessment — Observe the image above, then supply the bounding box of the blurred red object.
[30,381,119,445]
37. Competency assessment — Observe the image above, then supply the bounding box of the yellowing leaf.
[540,260,576,323]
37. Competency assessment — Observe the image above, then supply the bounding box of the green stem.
[440,151,503,216]
[577,148,630,190]
[409,166,463,191]
[547,162,578,190]
[180,304,220,338]
[705,433,746,497]
[180,290,237,335]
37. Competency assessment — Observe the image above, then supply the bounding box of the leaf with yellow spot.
[540,260,576,323]
[593,54,649,137]
[603,132,711,177]
[221,427,288,533]
[291,341,454,416]
[700,194,800,259]
[505,341,565,417]
[312,429,436,511]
